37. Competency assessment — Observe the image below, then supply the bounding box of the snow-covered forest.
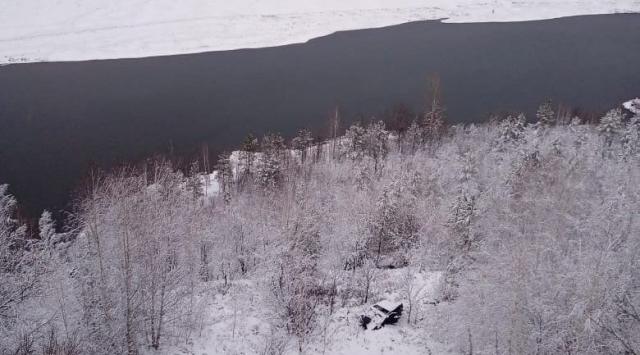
[1,98,640,354]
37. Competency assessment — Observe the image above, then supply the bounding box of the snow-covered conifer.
[423,76,447,141]
[239,133,259,182]
[185,160,204,198]
[215,152,233,203]
[496,113,526,149]
[255,133,286,190]
[441,193,478,301]
[291,128,314,163]
[38,210,56,253]
[367,179,419,267]
[341,122,366,161]
[598,108,625,146]
[403,120,424,153]
[621,116,640,159]
[536,99,555,126]
[364,121,389,173]
[0,185,45,353]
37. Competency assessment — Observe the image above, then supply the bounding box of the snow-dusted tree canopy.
[1,103,639,354]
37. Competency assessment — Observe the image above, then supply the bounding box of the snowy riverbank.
[2,0,639,64]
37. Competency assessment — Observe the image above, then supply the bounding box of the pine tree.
[598,108,625,147]
[423,75,446,141]
[536,100,556,126]
[442,193,478,301]
[185,161,203,199]
[255,133,286,190]
[241,133,259,152]
[272,204,322,352]
[261,132,286,154]
[255,155,281,190]
[621,116,640,160]
[0,184,38,347]
[342,122,365,160]
[364,121,389,173]
[0,184,27,267]
[423,109,445,142]
[368,180,419,267]
[38,210,56,252]
[291,128,314,164]
[341,121,389,172]
[448,194,476,252]
[569,116,587,148]
[240,133,259,180]
[496,114,526,148]
[404,120,424,154]
[215,152,233,203]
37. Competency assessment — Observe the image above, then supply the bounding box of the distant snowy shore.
[1,0,639,65]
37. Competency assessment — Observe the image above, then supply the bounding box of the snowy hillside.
[1,100,640,354]
[1,0,639,64]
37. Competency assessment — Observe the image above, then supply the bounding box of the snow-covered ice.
[1,0,639,65]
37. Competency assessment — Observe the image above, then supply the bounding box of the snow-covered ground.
[166,269,443,355]
[1,0,639,64]
[624,98,640,116]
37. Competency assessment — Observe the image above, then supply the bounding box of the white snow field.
[1,0,639,64]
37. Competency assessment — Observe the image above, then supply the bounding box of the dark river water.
[1,14,639,217]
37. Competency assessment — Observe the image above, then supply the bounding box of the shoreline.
[2,1,639,65]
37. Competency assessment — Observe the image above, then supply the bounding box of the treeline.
[1,99,639,354]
